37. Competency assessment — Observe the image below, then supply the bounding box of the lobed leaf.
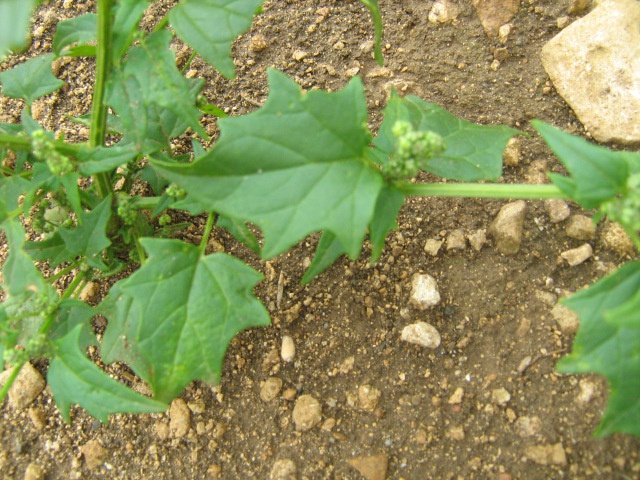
[100,238,270,402]
[169,0,264,79]
[49,326,167,423]
[53,14,97,56]
[0,53,65,106]
[0,0,37,56]
[152,69,383,259]
[557,262,640,436]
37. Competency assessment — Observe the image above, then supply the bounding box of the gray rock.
[551,303,580,335]
[467,229,487,251]
[292,394,322,431]
[424,238,444,256]
[401,322,441,349]
[446,229,467,251]
[566,214,595,240]
[409,274,441,309]
[540,0,640,145]
[544,199,570,223]
[472,0,520,37]
[488,200,527,254]
[561,243,593,266]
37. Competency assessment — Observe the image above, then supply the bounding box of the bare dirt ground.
[1,0,640,479]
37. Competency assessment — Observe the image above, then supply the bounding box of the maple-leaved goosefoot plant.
[0,0,638,437]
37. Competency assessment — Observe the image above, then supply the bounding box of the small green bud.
[158,213,172,226]
[383,121,446,180]
[166,183,186,200]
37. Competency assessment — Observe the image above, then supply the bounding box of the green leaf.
[369,184,405,262]
[301,232,345,285]
[106,31,207,153]
[358,0,383,66]
[0,176,31,223]
[2,220,49,297]
[58,195,112,269]
[100,239,270,402]
[216,215,260,253]
[78,144,138,175]
[0,0,37,55]
[112,0,149,60]
[374,92,521,181]
[53,14,97,56]
[169,0,264,79]
[557,261,640,436]
[533,120,630,209]
[152,69,383,259]
[24,233,74,268]
[0,54,65,106]
[49,326,167,423]
[49,299,96,348]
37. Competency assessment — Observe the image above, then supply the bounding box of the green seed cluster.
[117,193,138,226]
[166,183,186,200]
[30,129,73,176]
[31,198,73,234]
[382,120,446,180]
[603,173,640,233]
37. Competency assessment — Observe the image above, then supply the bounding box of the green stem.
[398,182,567,200]
[61,270,88,301]
[48,263,79,284]
[89,0,114,199]
[180,50,197,74]
[130,196,162,211]
[0,133,85,157]
[199,213,215,255]
[0,362,24,403]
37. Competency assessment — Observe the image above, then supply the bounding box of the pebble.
[524,442,567,466]
[472,0,520,37]
[447,426,465,440]
[446,229,466,251]
[1,363,46,410]
[565,215,595,240]
[260,377,283,402]
[24,463,45,480]
[292,394,322,431]
[488,200,527,254]
[169,398,191,438]
[577,378,598,404]
[424,238,444,256]
[491,387,511,406]
[27,407,46,430]
[551,303,580,335]
[401,322,441,349]
[544,199,570,223]
[292,50,308,62]
[80,440,107,470]
[428,0,461,23]
[281,335,296,363]
[348,454,388,480]
[561,243,593,266]
[207,464,222,477]
[503,137,521,166]
[409,274,441,309]
[79,281,99,303]
[156,421,170,440]
[282,387,297,401]
[448,387,464,405]
[600,221,636,257]
[514,416,542,437]
[358,385,382,412]
[339,356,355,374]
[270,459,297,480]
[467,229,487,251]
[498,23,513,43]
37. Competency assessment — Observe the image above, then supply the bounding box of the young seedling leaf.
[49,325,167,423]
[0,53,65,106]
[557,261,640,437]
[0,0,37,55]
[53,14,97,56]
[100,239,270,402]
[152,69,383,259]
[358,0,384,66]
[532,120,630,209]
[169,0,264,79]
[369,184,406,262]
[374,92,520,182]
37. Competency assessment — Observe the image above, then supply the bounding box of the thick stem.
[89,0,114,199]
[398,182,567,200]
[199,213,215,255]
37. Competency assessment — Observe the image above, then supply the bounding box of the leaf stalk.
[399,182,567,200]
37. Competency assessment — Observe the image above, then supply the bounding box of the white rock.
[540,0,640,145]
[424,238,444,256]
[488,200,527,254]
[551,303,580,335]
[503,137,521,166]
[446,229,466,251]
[467,229,487,251]
[472,0,520,38]
[514,416,542,437]
[409,274,441,309]
[561,243,593,266]
[281,335,295,363]
[401,322,441,349]
[448,387,464,405]
[358,384,382,412]
[544,199,570,223]
[491,387,511,406]
[428,0,461,24]
[577,378,598,404]
[565,215,595,240]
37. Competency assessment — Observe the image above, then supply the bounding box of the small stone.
[260,377,284,402]
[467,229,487,251]
[577,378,598,404]
[281,335,295,363]
[185,69,198,79]
[524,443,567,466]
[345,66,360,77]
[292,394,322,431]
[2,363,46,410]
[447,426,465,440]
[409,274,441,309]
[428,0,461,23]
[401,322,441,349]
[488,200,527,254]
[544,199,570,223]
[503,137,521,166]
[27,407,46,430]
[556,15,570,28]
[551,303,580,335]
[333,41,345,50]
[446,229,466,251]
[566,215,596,240]
[601,221,636,257]
[358,385,381,412]
[250,35,267,53]
[169,398,191,438]
[514,416,542,437]
[282,388,297,401]
[490,59,501,71]
[498,23,513,43]
[79,281,99,303]
[348,454,388,480]
[270,459,297,480]
[321,418,336,431]
[207,464,222,477]
[473,0,520,37]
[568,0,591,15]
[188,398,206,414]
[156,421,170,440]
[448,387,464,405]
[561,243,593,266]
[366,67,393,78]
[491,387,511,406]
[292,50,308,62]
[493,47,509,61]
[24,463,45,480]
[424,238,444,256]
[81,440,107,470]
[339,356,355,374]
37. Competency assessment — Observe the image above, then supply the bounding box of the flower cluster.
[30,129,73,176]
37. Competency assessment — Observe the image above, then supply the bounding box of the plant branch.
[0,362,24,403]
[398,182,567,200]
[199,213,215,255]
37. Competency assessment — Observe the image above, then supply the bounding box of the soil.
[1,0,639,479]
